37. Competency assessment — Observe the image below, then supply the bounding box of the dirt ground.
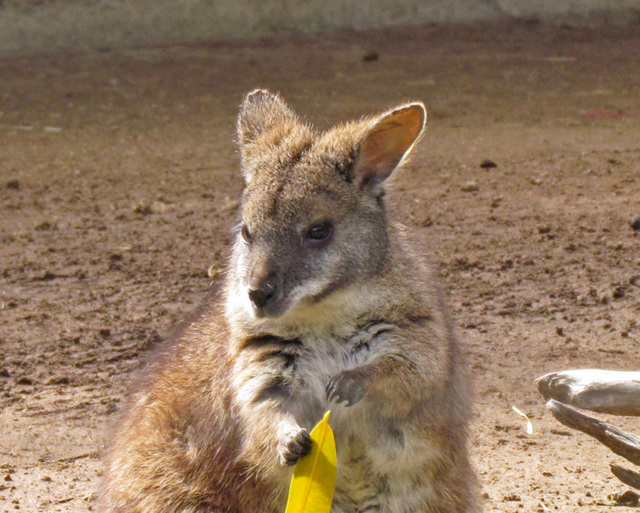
[1,20,639,512]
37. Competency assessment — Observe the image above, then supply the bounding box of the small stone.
[134,204,153,216]
[150,201,170,214]
[612,286,626,300]
[363,51,379,62]
[503,494,521,502]
[45,375,70,385]
[461,182,479,193]
[417,216,434,228]
[613,490,640,506]
[6,180,20,190]
[630,215,640,231]
[16,376,33,386]
[35,271,57,282]
[480,159,497,169]
[35,221,54,231]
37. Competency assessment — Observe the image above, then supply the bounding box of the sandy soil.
[1,20,639,512]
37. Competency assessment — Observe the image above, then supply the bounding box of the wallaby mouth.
[251,298,289,319]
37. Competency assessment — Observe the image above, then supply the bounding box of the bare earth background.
[0,20,639,512]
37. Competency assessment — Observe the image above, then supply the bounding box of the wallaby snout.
[248,274,279,310]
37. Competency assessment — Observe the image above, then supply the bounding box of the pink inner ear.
[355,105,425,188]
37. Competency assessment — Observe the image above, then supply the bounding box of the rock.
[480,159,497,169]
[611,490,640,507]
[32,271,58,282]
[134,204,153,216]
[363,51,379,62]
[461,181,479,192]
[417,216,434,228]
[45,375,70,385]
[150,201,170,214]
[6,179,20,190]
[35,221,54,231]
[612,286,626,300]
[630,215,640,231]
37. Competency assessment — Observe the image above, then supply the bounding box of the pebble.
[630,215,640,231]
[134,204,153,216]
[363,51,379,62]
[480,159,497,169]
[612,287,626,300]
[35,221,54,231]
[45,375,70,385]
[461,181,479,192]
[612,490,640,507]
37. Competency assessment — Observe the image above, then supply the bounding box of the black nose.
[248,279,278,309]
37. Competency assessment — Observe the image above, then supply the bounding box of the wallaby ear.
[353,103,426,190]
[237,89,298,147]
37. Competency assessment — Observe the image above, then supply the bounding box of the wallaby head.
[231,89,426,323]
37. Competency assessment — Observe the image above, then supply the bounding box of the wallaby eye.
[241,225,252,243]
[306,221,333,245]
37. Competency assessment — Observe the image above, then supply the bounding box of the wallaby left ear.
[354,103,426,189]
[237,89,298,148]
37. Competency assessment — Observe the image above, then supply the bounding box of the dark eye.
[306,221,333,244]
[241,225,252,243]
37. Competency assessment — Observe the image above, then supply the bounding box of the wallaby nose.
[248,278,278,309]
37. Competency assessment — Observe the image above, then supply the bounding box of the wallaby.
[98,90,480,513]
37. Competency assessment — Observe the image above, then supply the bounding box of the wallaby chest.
[233,319,394,426]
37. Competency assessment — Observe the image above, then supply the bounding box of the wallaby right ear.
[237,89,298,147]
[353,103,426,190]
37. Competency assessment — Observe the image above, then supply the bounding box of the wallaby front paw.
[326,368,371,407]
[278,428,312,466]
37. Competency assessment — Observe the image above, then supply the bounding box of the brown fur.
[98,90,480,513]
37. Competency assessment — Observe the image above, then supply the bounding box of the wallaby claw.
[326,368,370,407]
[278,428,312,466]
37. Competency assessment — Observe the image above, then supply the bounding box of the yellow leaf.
[284,411,337,513]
